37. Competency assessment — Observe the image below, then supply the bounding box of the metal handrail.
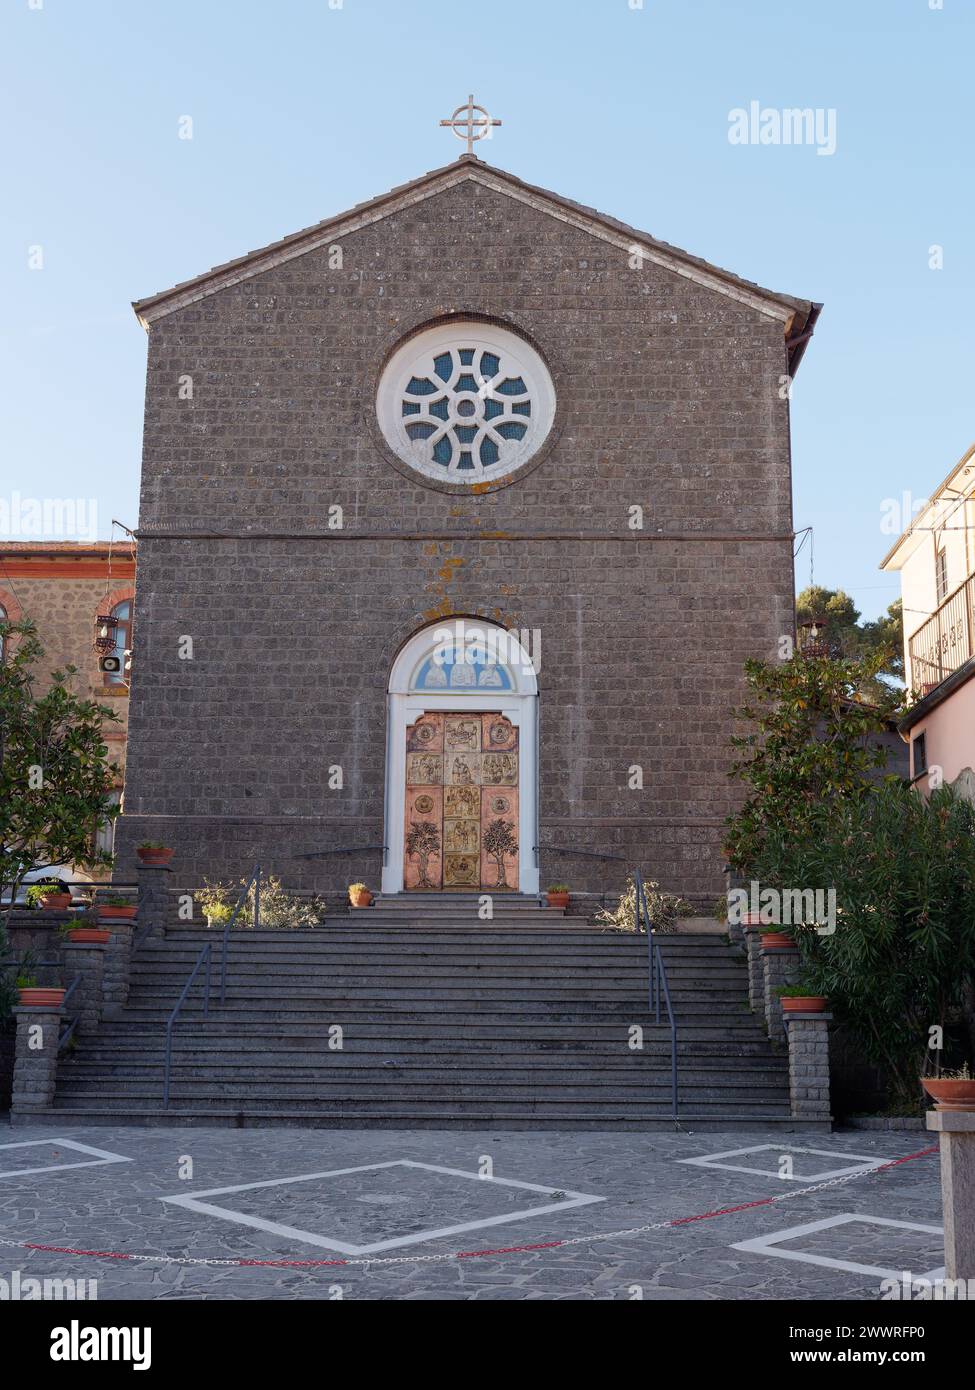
[535,844,626,910]
[534,844,626,862]
[634,869,679,1122]
[163,942,213,1108]
[219,864,261,1005]
[58,975,82,1051]
[290,842,387,860]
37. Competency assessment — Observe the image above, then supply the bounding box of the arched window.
[103,599,132,687]
[410,641,515,693]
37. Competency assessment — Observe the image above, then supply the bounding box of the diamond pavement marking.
[678,1143,894,1183]
[158,1159,605,1255]
[0,1137,134,1181]
[731,1214,945,1281]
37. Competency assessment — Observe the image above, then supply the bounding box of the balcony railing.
[908,573,975,691]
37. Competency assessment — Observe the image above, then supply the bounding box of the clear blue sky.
[2,0,971,620]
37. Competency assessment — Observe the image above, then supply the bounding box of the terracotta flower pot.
[547,891,570,909]
[137,848,174,866]
[349,889,373,908]
[18,987,66,1008]
[781,995,827,1013]
[66,928,111,944]
[761,931,796,950]
[921,1078,975,1112]
[98,905,137,919]
[39,893,72,911]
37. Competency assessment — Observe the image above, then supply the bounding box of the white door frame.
[382,624,539,896]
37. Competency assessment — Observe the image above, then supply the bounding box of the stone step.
[152,926,720,942]
[112,1001,753,1021]
[54,1083,789,1107]
[127,956,739,978]
[48,1092,789,1117]
[87,1017,767,1039]
[125,982,748,1002]
[35,1102,799,1126]
[51,905,791,1130]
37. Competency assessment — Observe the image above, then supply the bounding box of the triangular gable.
[132,155,820,369]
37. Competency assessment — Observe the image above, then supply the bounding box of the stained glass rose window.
[377,322,555,484]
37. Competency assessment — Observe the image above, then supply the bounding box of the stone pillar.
[743,918,765,1013]
[100,916,135,1015]
[61,940,106,1035]
[762,938,800,1043]
[11,1004,63,1113]
[785,1011,832,1123]
[137,863,173,943]
[926,1109,975,1280]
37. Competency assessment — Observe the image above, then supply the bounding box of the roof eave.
[131,157,817,336]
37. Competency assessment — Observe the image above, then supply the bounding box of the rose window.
[376,322,555,484]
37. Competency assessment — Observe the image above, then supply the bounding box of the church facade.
[117,155,819,903]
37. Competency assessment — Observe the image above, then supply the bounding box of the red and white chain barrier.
[0,1144,938,1269]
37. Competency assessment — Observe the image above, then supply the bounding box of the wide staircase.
[51,894,792,1128]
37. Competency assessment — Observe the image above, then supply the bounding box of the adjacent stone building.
[117,155,820,902]
[0,541,135,858]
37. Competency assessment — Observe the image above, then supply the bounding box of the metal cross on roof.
[440,95,501,156]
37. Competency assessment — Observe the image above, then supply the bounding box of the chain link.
[0,1145,937,1269]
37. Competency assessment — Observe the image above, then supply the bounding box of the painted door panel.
[404,711,519,891]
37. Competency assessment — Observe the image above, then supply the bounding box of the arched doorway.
[383,619,539,895]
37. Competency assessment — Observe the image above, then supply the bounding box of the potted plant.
[97,893,137,920]
[922,1065,975,1111]
[348,883,373,908]
[16,974,66,1008]
[760,925,796,950]
[25,882,73,912]
[136,840,174,866]
[62,920,111,945]
[546,883,570,909]
[777,984,828,1013]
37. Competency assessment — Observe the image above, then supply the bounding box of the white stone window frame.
[383,621,539,896]
[376,322,556,485]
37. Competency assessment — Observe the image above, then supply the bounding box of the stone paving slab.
[0,1122,943,1300]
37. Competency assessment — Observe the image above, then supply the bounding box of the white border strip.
[732,1213,945,1281]
[159,1159,604,1255]
[0,1137,134,1180]
[679,1144,893,1183]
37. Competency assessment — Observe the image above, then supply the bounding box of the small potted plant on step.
[97,892,137,920]
[26,882,73,912]
[348,883,373,908]
[922,1064,975,1112]
[61,916,110,945]
[16,974,66,1009]
[546,883,570,909]
[777,983,828,1013]
[760,925,796,950]
[137,840,174,866]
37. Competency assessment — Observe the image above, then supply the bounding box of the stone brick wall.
[0,569,130,774]
[119,176,801,899]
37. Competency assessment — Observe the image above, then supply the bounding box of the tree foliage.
[0,619,120,928]
[724,649,905,881]
[796,585,903,696]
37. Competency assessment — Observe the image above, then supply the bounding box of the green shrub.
[780,783,975,1110]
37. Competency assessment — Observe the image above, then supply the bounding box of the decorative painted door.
[404,712,519,891]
